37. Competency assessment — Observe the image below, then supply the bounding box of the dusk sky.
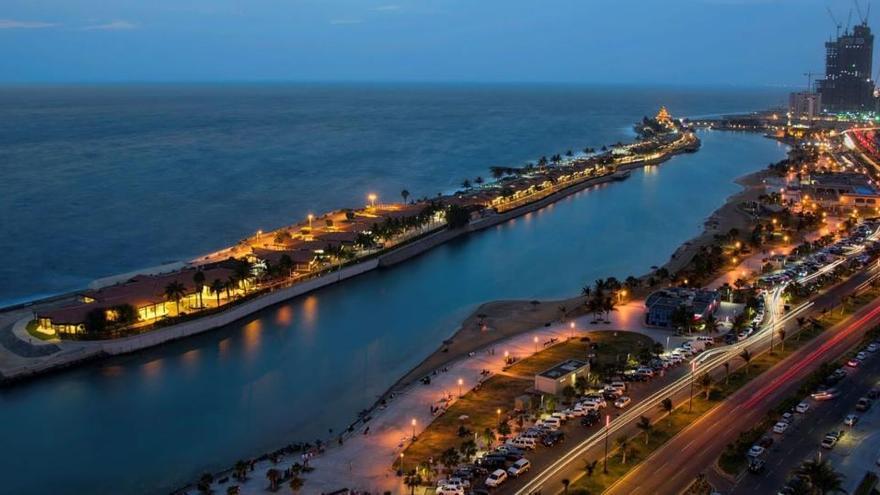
[0,0,870,85]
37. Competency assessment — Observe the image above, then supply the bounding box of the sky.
[0,0,872,85]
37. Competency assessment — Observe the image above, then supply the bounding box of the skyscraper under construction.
[817,22,876,112]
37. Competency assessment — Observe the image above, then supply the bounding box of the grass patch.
[508,332,654,377]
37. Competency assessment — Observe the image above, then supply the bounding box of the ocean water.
[0,84,789,494]
[0,84,785,305]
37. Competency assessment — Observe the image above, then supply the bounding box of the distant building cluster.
[644,288,719,328]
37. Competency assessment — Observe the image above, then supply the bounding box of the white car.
[845,414,859,426]
[868,343,879,353]
[614,396,631,408]
[795,402,810,414]
[772,421,789,434]
[437,487,464,495]
[747,445,765,457]
[485,469,508,488]
[857,351,868,361]
[507,458,531,477]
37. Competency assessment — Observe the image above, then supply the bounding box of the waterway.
[0,129,786,494]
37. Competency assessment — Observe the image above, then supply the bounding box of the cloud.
[329,19,363,25]
[0,19,56,29]
[373,5,401,11]
[83,20,136,31]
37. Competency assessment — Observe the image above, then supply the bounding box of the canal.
[0,130,786,494]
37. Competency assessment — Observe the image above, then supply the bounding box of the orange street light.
[533,335,539,353]
[458,378,463,397]
[368,193,377,208]
[411,418,417,440]
[307,214,314,230]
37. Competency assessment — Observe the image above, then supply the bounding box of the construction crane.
[827,6,842,38]
[803,71,821,91]
[853,0,869,25]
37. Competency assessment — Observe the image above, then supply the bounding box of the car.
[436,478,468,494]
[485,469,507,488]
[507,458,531,478]
[772,421,789,434]
[856,397,872,411]
[847,359,860,368]
[614,396,632,408]
[478,454,507,469]
[781,412,793,423]
[581,413,600,427]
[868,343,879,353]
[757,436,775,449]
[747,445,766,457]
[812,388,839,401]
[748,458,766,474]
[857,351,868,360]
[821,432,841,449]
[844,414,859,426]
[437,487,464,495]
[868,388,880,399]
[795,402,810,414]
[542,431,565,447]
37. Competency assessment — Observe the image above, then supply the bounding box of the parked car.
[614,396,632,409]
[581,411,600,427]
[821,431,842,449]
[856,397,872,411]
[542,431,565,447]
[868,388,880,399]
[772,422,789,434]
[748,458,766,474]
[812,388,839,401]
[485,469,507,488]
[846,359,860,368]
[795,402,810,414]
[507,458,531,478]
[747,445,765,457]
[844,414,859,426]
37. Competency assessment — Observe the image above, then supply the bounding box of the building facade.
[534,359,590,395]
[789,91,822,121]
[818,23,877,112]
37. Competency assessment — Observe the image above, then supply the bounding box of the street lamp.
[307,214,314,230]
[411,418,417,440]
[603,414,610,474]
[570,321,576,339]
[368,193,377,209]
[458,378,463,398]
[533,335,539,353]
[689,361,696,412]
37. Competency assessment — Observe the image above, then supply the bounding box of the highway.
[604,271,880,495]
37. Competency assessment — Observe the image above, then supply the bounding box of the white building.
[534,359,590,395]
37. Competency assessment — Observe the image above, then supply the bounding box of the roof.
[39,266,234,324]
[251,248,317,266]
[538,359,589,379]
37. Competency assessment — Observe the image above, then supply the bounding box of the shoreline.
[387,163,772,394]
[0,166,645,385]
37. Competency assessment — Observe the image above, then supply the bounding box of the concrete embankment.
[1,139,694,383]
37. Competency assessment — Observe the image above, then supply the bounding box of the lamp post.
[570,321,576,339]
[603,414,610,474]
[689,361,696,412]
[458,378,463,398]
[666,336,670,352]
[411,418,417,441]
[533,336,539,353]
[368,193,377,209]
[307,214,314,231]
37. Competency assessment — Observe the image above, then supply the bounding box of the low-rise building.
[645,288,719,328]
[534,359,590,395]
[781,172,880,210]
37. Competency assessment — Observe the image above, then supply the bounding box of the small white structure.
[535,359,590,395]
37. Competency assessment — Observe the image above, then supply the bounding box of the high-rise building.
[817,22,876,112]
[788,91,822,121]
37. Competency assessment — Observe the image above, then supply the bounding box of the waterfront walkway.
[191,304,689,494]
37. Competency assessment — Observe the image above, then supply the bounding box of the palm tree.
[778,329,787,352]
[210,279,225,308]
[461,179,471,190]
[225,276,237,300]
[602,297,616,323]
[266,468,281,491]
[289,475,304,493]
[739,349,753,375]
[404,471,421,495]
[723,361,731,385]
[703,313,720,334]
[795,458,845,494]
[700,373,713,399]
[227,486,240,495]
[616,434,630,464]
[164,281,187,316]
[193,270,206,308]
[636,416,653,445]
[401,189,410,204]
[233,460,248,481]
[561,478,570,494]
[582,459,598,477]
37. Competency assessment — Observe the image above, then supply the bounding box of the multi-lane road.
[506,262,880,495]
